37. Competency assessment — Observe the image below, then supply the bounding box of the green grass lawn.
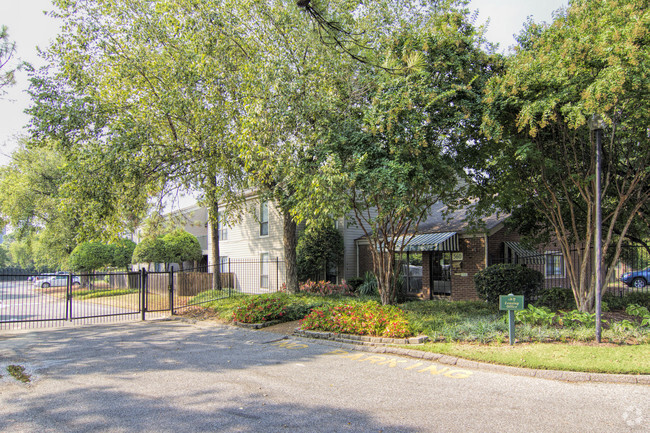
[185,291,650,375]
[414,342,650,375]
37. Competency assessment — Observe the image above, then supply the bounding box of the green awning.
[398,232,459,252]
[504,241,544,264]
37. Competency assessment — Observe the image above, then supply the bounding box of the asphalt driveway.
[0,320,648,432]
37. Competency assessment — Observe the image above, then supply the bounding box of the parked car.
[32,273,81,288]
[620,267,650,288]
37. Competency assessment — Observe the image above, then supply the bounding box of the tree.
[0,244,9,268]
[68,242,112,272]
[31,0,251,290]
[132,238,166,268]
[479,0,650,312]
[110,238,137,271]
[160,229,202,272]
[0,25,18,96]
[6,237,34,270]
[304,4,497,305]
[297,223,344,282]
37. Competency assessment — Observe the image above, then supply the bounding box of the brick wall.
[450,237,485,301]
[487,226,520,264]
[421,255,431,299]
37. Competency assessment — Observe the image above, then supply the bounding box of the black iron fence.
[0,260,286,330]
[490,245,650,296]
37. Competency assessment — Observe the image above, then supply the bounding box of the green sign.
[499,295,524,311]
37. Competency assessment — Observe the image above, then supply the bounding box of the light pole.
[589,114,606,343]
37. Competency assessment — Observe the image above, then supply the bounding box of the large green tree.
[0,25,18,95]
[303,3,497,305]
[478,0,650,312]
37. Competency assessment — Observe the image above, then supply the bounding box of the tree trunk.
[209,202,222,291]
[207,174,222,291]
[283,212,298,293]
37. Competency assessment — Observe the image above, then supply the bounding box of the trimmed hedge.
[474,264,543,306]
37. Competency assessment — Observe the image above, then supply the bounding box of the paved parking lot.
[1,320,648,432]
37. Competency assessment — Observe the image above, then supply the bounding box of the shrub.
[232,294,290,323]
[474,264,543,306]
[358,272,378,297]
[535,287,576,311]
[626,304,650,327]
[299,301,412,338]
[515,305,556,327]
[558,310,596,328]
[297,224,344,282]
[603,292,650,311]
[299,280,353,296]
[346,277,364,292]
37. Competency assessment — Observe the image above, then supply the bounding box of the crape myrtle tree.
[478,0,650,312]
[302,3,497,305]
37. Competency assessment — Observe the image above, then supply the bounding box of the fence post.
[66,274,72,321]
[140,268,147,321]
[276,257,279,292]
[169,268,174,315]
[228,258,232,297]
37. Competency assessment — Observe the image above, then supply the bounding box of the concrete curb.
[290,333,650,385]
[202,319,648,385]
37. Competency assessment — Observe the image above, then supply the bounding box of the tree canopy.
[478,0,650,311]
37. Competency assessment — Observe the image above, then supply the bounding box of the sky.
[0,0,568,169]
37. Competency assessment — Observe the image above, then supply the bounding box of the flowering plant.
[299,280,353,296]
[299,301,412,338]
[232,294,290,323]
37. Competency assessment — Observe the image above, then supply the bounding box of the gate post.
[140,268,148,321]
[66,274,72,321]
[169,268,174,315]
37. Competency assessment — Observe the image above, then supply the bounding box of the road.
[0,320,647,432]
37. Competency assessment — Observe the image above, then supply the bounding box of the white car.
[33,274,81,288]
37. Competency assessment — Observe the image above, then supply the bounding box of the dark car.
[620,267,650,288]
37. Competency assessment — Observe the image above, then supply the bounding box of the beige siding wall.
[341,214,373,281]
[209,198,284,264]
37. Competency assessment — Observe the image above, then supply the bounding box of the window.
[219,256,228,273]
[217,213,227,241]
[260,253,269,288]
[545,252,565,277]
[260,201,269,236]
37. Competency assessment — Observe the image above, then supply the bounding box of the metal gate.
[0,269,229,330]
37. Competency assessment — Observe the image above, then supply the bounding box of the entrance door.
[430,252,451,296]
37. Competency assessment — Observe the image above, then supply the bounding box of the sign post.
[499,294,524,345]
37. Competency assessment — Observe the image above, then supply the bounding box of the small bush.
[358,272,378,297]
[603,292,650,311]
[299,301,412,338]
[535,287,576,311]
[346,277,364,292]
[626,304,650,327]
[558,310,596,328]
[299,280,353,296]
[232,294,290,323]
[515,305,556,327]
[474,264,543,306]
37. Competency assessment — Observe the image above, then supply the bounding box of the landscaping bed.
[177,289,650,374]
